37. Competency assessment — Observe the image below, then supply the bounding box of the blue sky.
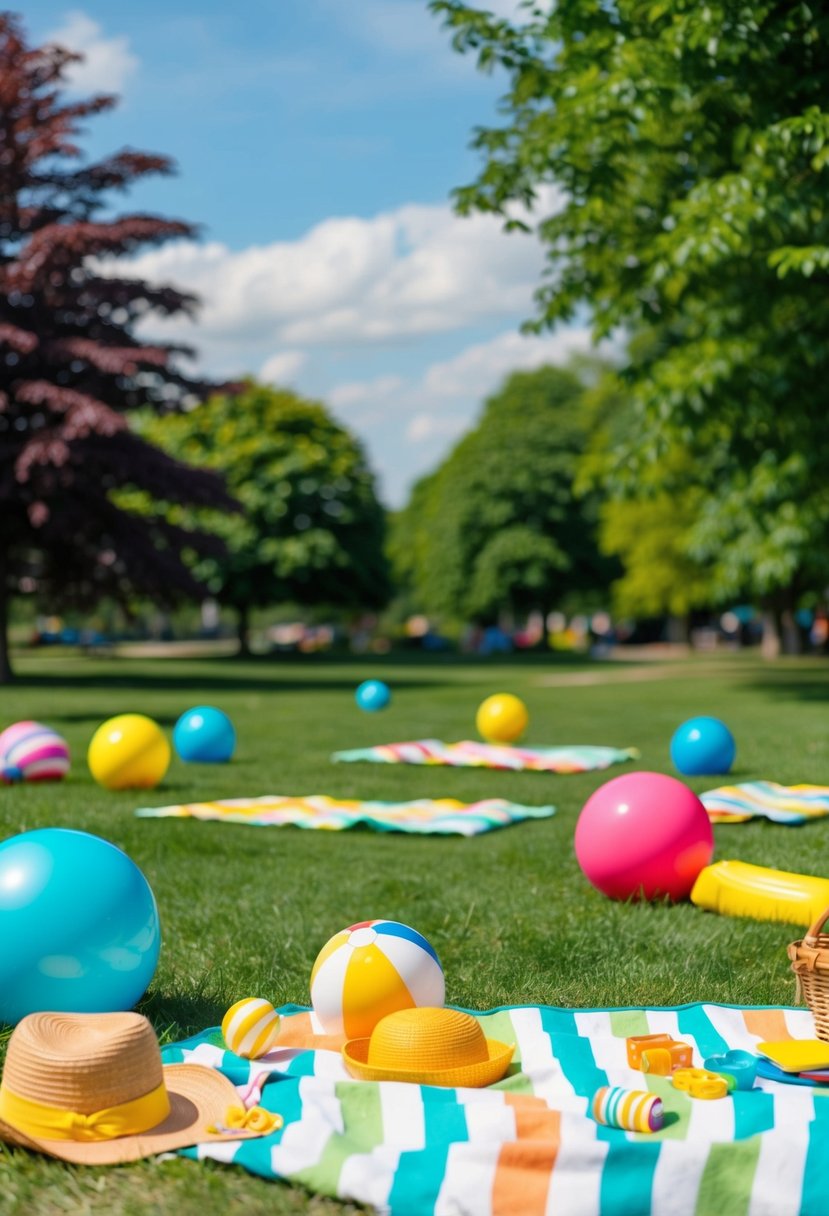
[30,1,592,504]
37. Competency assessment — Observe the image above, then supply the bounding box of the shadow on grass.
[139,990,226,1039]
[744,674,829,703]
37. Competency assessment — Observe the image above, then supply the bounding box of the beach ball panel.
[341,944,416,1039]
[371,933,445,1007]
[310,945,354,1035]
[373,919,440,965]
[310,929,351,988]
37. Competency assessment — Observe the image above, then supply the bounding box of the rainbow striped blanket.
[332,740,638,774]
[135,796,555,836]
[163,1002,828,1216]
[701,782,829,825]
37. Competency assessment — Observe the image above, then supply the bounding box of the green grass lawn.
[1,649,828,1213]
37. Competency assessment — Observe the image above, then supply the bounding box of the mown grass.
[1,649,828,1213]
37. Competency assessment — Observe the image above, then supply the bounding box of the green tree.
[391,364,616,625]
[142,383,390,650]
[432,0,829,651]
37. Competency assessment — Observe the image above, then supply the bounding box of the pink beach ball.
[0,721,70,784]
[574,771,713,902]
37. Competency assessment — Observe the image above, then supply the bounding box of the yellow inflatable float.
[691,860,829,926]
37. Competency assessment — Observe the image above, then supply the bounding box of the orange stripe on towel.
[743,1009,793,1042]
[275,1011,346,1051]
[491,1096,560,1216]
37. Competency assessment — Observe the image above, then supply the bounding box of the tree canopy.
[390,363,616,624]
[0,14,234,680]
[432,0,829,648]
[141,382,390,649]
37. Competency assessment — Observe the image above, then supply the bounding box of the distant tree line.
[3,5,829,679]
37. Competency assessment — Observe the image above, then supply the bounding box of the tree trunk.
[237,603,251,656]
[0,549,13,684]
[761,590,803,658]
[666,614,690,645]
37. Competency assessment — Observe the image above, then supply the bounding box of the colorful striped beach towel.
[163,1001,829,1215]
[701,782,829,825]
[135,795,555,836]
[332,740,638,774]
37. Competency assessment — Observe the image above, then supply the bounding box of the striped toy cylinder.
[591,1086,663,1133]
[310,920,445,1038]
[0,721,70,783]
[222,998,282,1058]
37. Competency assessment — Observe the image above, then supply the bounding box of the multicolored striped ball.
[592,1086,663,1133]
[222,997,282,1058]
[310,919,445,1039]
[0,721,70,784]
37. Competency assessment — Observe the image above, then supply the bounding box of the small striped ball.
[222,997,281,1058]
[592,1086,663,1133]
[0,721,70,784]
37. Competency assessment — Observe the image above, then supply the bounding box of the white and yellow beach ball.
[310,920,445,1039]
[222,997,281,1058]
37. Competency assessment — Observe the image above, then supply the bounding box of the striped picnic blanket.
[163,1001,828,1215]
[332,740,638,774]
[701,782,829,825]
[135,795,555,836]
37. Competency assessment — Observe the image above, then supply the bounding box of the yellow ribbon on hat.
[0,1082,170,1142]
[207,1105,283,1135]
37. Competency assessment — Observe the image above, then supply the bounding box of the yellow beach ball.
[88,713,171,790]
[222,997,281,1058]
[475,693,529,744]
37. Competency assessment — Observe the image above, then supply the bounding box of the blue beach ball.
[355,680,391,712]
[0,828,161,1025]
[670,716,736,776]
[173,705,236,763]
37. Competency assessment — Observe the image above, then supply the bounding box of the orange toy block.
[626,1034,693,1074]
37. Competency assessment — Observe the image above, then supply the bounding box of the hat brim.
[342,1037,515,1088]
[0,1064,249,1165]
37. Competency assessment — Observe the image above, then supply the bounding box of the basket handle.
[804,904,829,945]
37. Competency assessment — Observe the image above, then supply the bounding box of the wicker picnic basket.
[788,905,829,1041]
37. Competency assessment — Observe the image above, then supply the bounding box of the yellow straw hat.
[342,1007,515,1087]
[0,1011,280,1164]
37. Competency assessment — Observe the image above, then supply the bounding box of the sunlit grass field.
[1,649,827,1214]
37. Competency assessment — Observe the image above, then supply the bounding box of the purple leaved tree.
[0,13,236,682]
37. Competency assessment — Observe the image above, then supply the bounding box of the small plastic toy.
[592,1086,664,1132]
[757,1040,829,1073]
[691,860,829,926]
[174,705,236,763]
[88,713,170,790]
[670,716,736,776]
[704,1051,757,1090]
[310,919,445,1038]
[222,997,281,1058]
[575,772,714,902]
[672,1068,730,1099]
[475,694,528,744]
[626,1034,693,1074]
[355,680,391,712]
[0,720,70,783]
[0,828,160,1024]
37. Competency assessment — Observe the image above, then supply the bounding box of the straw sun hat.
[342,1007,515,1087]
[0,1011,279,1165]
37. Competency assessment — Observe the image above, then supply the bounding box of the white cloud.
[259,350,307,385]
[406,414,468,443]
[47,11,138,95]
[329,376,403,410]
[326,325,609,504]
[111,190,562,369]
[423,327,597,398]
